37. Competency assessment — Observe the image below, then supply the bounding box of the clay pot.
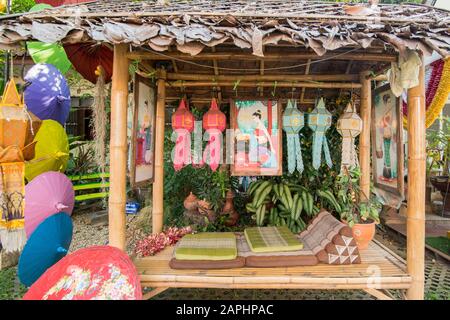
[197,199,213,215]
[222,190,239,227]
[183,192,199,211]
[351,220,376,250]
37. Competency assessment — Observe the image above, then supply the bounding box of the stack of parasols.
[12,3,141,299]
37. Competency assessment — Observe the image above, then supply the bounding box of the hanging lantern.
[171,99,194,171]
[282,99,304,174]
[202,98,226,171]
[308,97,333,170]
[0,79,29,150]
[337,102,362,173]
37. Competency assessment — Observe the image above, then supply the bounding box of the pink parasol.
[23,246,142,300]
[25,171,74,238]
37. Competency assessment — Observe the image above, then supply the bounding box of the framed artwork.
[130,75,156,187]
[230,99,282,176]
[371,84,404,196]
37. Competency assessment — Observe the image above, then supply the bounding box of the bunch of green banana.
[316,190,342,213]
[246,180,319,233]
[247,180,273,226]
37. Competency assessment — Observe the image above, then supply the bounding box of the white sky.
[434,0,450,10]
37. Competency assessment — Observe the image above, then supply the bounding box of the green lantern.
[282,99,304,174]
[308,97,332,169]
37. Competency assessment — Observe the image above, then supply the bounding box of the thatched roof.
[0,0,449,58]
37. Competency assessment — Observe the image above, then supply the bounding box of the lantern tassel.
[323,137,333,168]
[312,132,323,170]
[287,134,296,174]
[294,134,304,173]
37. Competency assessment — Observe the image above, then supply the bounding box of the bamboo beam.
[167,81,361,89]
[211,47,222,102]
[300,59,311,104]
[166,73,359,82]
[359,71,371,201]
[259,60,264,97]
[152,69,167,234]
[108,44,129,250]
[165,97,316,105]
[406,58,426,300]
[127,51,397,62]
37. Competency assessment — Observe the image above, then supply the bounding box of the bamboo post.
[108,44,129,250]
[152,68,167,234]
[406,58,426,300]
[359,71,371,200]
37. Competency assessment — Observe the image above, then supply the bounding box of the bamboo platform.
[134,239,411,299]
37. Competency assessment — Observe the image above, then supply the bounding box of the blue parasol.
[24,64,71,126]
[18,212,73,287]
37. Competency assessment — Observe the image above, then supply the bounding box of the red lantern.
[202,99,226,171]
[171,99,194,171]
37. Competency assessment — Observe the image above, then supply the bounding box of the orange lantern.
[171,99,194,171]
[202,99,226,171]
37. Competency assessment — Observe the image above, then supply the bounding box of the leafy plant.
[65,135,98,177]
[317,167,381,227]
[426,116,450,175]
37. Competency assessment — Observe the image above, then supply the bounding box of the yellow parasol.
[25,119,69,182]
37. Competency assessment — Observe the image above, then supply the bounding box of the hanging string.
[139,47,361,72]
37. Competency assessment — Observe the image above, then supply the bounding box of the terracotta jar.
[222,190,239,226]
[351,221,376,250]
[183,192,198,211]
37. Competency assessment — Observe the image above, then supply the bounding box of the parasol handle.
[56,95,70,103]
[56,246,67,254]
[55,203,69,211]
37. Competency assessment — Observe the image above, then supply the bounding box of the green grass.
[426,237,450,255]
[0,267,27,300]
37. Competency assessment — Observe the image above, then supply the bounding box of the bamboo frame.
[152,69,167,234]
[406,59,426,300]
[127,51,397,62]
[105,46,426,300]
[359,71,371,200]
[108,44,129,250]
[166,73,359,82]
[167,81,362,89]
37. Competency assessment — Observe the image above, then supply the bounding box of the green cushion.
[244,226,303,253]
[175,232,237,261]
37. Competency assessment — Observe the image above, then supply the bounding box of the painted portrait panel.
[230,99,282,176]
[371,84,404,196]
[130,75,156,186]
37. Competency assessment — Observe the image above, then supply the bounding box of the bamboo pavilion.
[1,0,450,300]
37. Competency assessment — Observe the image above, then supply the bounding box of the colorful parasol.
[23,245,142,300]
[282,99,304,174]
[27,43,72,75]
[24,64,71,126]
[18,213,72,287]
[25,120,69,182]
[25,171,74,238]
[63,43,113,84]
[26,4,72,75]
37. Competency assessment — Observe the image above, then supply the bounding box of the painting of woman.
[372,85,404,195]
[231,100,282,176]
